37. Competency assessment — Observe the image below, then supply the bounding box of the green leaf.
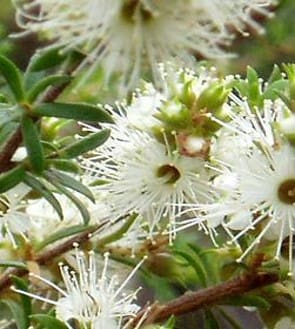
[11,276,32,328]
[0,55,24,101]
[27,75,72,103]
[36,224,91,251]
[27,46,68,72]
[30,314,68,329]
[246,66,261,106]
[44,170,95,202]
[96,213,138,247]
[0,106,21,128]
[21,115,44,174]
[49,181,90,224]
[0,165,25,193]
[0,299,27,329]
[267,64,282,84]
[204,310,220,329]
[0,121,19,148]
[33,102,114,123]
[56,129,110,159]
[225,294,271,309]
[47,159,80,174]
[174,250,207,287]
[0,261,27,268]
[23,172,63,219]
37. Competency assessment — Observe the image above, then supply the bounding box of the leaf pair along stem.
[0,55,79,173]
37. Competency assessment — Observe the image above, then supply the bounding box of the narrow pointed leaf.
[11,276,32,327]
[49,181,90,224]
[30,314,68,329]
[0,55,24,101]
[33,102,113,122]
[45,170,95,202]
[174,250,207,287]
[36,224,91,251]
[0,261,27,269]
[27,75,72,103]
[56,129,110,159]
[0,300,27,329]
[0,165,25,193]
[21,115,44,174]
[23,172,63,219]
[27,46,68,72]
[48,159,80,173]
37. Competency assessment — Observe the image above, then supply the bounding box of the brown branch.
[132,271,279,327]
[0,224,103,292]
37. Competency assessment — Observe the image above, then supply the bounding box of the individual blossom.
[12,248,144,329]
[82,123,218,241]
[13,0,275,94]
[0,183,31,247]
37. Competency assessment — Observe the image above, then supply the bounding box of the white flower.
[12,249,143,329]
[82,126,216,241]
[0,183,31,247]
[14,0,275,93]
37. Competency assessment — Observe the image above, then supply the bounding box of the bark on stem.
[132,271,278,327]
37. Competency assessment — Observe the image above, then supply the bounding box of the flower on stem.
[14,0,275,94]
[12,247,144,329]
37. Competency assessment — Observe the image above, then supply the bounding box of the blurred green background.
[0,0,294,86]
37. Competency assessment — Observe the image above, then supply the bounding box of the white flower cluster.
[81,64,295,274]
[13,0,276,93]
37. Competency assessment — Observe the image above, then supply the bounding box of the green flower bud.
[195,82,229,115]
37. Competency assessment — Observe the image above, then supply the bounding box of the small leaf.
[23,172,63,219]
[97,213,138,247]
[30,314,68,329]
[0,261,27,268]
[36,224,91,251]
[0,299,27,329]
[56,129,110,159]
[27,46,68,72]
[0,165,25,193]
[0,55,24,101]
[204,310,220,329]
[48,159,80,173]
[267,64,282,84]
[174,250,207,287]
[21,115,44,174]
[225,294,271,309]
[33,102,113,123]
[11,276,32,328]
[45,170,95,202]
[27,75,72,103]
[49,181,90,224]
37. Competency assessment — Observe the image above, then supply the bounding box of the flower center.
[121,0,153,23]
[278,179,295,204]
[157,164,181,184]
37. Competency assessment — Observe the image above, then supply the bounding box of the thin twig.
[0,224,103,291]
[131,271,279,327]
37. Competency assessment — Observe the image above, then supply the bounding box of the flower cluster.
[81,63,295,274]
[13,0,276,93]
